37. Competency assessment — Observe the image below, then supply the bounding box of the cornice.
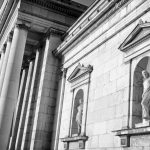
[58,0,149,68]
[22,0,87,18]
[54,0,129,57]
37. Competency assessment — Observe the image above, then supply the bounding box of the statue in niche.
[76,99,83,135]
[141,70,150,121]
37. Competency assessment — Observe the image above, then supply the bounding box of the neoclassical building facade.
[1,0,150,150]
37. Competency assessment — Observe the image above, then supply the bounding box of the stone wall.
[57,0,150,149]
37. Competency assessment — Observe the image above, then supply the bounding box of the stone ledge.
[113,126,150,147]
[61,135,88,142]
[114,126,150,136]
[61,135,88,150]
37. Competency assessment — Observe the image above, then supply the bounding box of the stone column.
[0,34,12,94]
[0,45,6,74]
[21,50,40,150]
[8,68,28,150]
[0,23,28,150]
[30,28,63,150]
[15,60,34,150]
[53,68,67,150]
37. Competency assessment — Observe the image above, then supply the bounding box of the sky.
[72,0,95,6]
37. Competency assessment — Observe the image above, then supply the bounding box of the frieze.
[23,0,86,18]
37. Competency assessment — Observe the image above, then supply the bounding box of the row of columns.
[8,49,40,150]
[0,21,64,150]
[0,23,29,150]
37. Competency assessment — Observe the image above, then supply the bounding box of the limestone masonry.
[1,0,150,150]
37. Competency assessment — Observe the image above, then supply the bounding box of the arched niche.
[61,64,92,150]
[132,56,150,124]
[71,89,84,136]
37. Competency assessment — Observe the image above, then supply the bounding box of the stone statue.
[141,70,150,121]
[76,99,83,135]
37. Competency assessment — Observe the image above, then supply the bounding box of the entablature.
[54,0,129,57]
[22,0,87,18]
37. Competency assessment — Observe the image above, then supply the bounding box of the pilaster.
[53,68,67,150]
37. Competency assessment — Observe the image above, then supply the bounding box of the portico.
[0,0,86,149]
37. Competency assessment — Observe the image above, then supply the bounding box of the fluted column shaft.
[15,61,34,150]
[8,68,28,150]
[21,50,40,150]
[0,24,28,150]
[0,36,12,94]
[0,46,5,74]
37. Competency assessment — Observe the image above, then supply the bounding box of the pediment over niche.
[119,21,150,52]
[68,63,93,83]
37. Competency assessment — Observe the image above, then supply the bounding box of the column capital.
[15,20,31,30]
[46,27,65,38]
[58,68,68,79]
[35,42,44,50]
[62,68,67,78]
[7,32,13,42]
[16,23,30,30]
[1,44,6,53]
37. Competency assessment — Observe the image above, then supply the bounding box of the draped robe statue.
[76,99,83,135]
[141,70,150,121]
